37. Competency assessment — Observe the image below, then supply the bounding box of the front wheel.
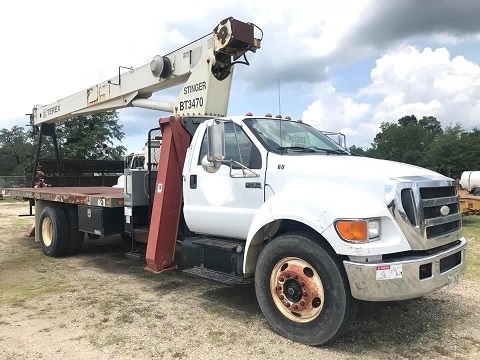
[255,232,358,345]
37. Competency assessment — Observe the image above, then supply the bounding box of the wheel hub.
[284,279,302,302]
[270,257,324,322]
[41,217,53,247]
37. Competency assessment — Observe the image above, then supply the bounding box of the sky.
[1,0,480,153]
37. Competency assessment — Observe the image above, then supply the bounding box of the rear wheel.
[255,232,358,345]
[473,188,480,196]
[39,204,69,257]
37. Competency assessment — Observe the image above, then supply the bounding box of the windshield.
[243,118,349,155]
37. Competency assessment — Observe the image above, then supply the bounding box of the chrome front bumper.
[343,238,467,301]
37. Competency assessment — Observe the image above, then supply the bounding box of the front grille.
[418,185,461,240]
[423,203,459,219]
[426,220,460,238]
[391,178,463,250]
[401,188,417,226]
[420,186,456,199]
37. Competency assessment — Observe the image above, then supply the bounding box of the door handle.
[190,175,197,189]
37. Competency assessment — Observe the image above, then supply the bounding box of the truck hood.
[266,153,446,182]
[265,153,451,220]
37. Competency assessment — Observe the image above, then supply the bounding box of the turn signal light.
[335,219,381,242]
[335,220,368,242]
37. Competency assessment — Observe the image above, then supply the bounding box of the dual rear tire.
[39,204,84,257]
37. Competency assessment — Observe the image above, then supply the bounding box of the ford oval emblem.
[440,205,450,216]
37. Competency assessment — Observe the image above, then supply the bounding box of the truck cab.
[179,115,466,344]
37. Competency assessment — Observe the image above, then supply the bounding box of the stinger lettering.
[183,81,206,95]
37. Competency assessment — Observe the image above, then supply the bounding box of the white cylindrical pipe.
[131,99,174,113]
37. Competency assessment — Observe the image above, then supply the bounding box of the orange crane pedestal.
[145,116,191,273]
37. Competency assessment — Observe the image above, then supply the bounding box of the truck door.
[184,122,265,239]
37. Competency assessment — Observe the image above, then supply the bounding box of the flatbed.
[3,187,124,208]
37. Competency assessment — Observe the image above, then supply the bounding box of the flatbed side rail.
[3,187,124,208]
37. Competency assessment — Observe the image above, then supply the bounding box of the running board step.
[183,267,247,285]
[192,238,244,252]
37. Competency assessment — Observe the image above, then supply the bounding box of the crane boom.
[32,17,261,125]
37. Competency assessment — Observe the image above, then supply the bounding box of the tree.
[398,115,418,127]
[418,116,443,139]
[348,145,366,156]
[425,124,480,178]
[43,111,126,160]
[0,126,34,175]
[368,115,443,167]
[0,111,127,176]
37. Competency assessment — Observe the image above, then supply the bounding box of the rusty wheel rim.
[270,257,324,323]
[42,217,53,247]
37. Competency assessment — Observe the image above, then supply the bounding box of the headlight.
[334,218,381,243]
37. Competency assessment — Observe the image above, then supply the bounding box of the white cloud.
[285,0,371,57]
[302,46,480,149]
[302,83,373,145]
[365,46,480,128]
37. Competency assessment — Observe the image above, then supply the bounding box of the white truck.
[5,16,467,345]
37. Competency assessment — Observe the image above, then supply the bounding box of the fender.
[243,182,411,276]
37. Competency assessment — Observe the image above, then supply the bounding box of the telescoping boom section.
[32,17,261,125]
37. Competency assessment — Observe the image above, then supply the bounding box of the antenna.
[278,78,283,152]
[277,78,282,115]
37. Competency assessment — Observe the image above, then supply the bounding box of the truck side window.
[198,123,262,169]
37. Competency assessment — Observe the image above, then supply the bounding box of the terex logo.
[42,105,61,118]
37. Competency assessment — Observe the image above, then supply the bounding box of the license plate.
[447,271,459,289]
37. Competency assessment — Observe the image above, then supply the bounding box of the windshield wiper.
[307,146,349,155]
[277,146,316,153]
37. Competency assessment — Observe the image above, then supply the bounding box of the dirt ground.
[0,199,479,360]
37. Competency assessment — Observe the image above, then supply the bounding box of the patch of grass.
[462,216,480,278]
[0,274,72,305]
[0,246,73,307]
[97,300,113,317]
[89,332,128,348]
[69,335,87,342]
[12,216,34,231]
[130,304,153,318]
[0,196,28,204]
[172,351,187,358]
[92,292,137,318]
[208,330,225,342]
[115,313,134,324]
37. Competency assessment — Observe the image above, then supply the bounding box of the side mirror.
[207,120,225,162]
